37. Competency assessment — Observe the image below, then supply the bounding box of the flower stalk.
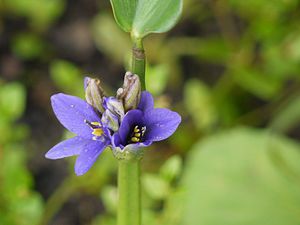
[131,38,145,90]
[117,37,145,225]
[117,158,141,225]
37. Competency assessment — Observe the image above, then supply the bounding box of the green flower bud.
[117,72,141,112]
[85,77,105,113]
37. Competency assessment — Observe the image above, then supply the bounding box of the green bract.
[110,0,183,39]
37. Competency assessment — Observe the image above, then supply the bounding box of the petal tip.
[75,169,85,176]
[45,150,60,160]
[45,152,53,159]
[50,93,65,104]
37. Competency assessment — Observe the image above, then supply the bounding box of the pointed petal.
[74,140,108,176]
[117,109,144,145]
[51,93,100,138]
[45,136,92,159]
[145,108,181,142]
[138,91,154,112]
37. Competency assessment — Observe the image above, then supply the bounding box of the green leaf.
[9,194,43,225]
[0,145,44,225]
[142,174,169,200]
[110,0,183,38]
[146,64,169,96]
[270,95,300,133]
[0,82,26,121]
[101,186,118,214]
[50,60,84,97]
[160,155,182,182]
[4,0,65,30]
[91,13,131,64]
[12,33,45,59]
[184,79,218,131]
[110,0,137,32]
[182,127,300,225]
[231,67,282,99]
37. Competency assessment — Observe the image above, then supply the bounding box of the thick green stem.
[116,36,144,225]
[132,38,146,90]
[117,159,141,225]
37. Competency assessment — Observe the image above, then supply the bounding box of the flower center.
[129,125,146,143]
[84,120,104,140]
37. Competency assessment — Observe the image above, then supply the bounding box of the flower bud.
[101,97,124,131]
[117,72,141,112]
[85,77,105,113]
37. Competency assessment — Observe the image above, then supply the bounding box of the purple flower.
[111,91,181,158]
[45,93,110,176]
[45,74,181,174]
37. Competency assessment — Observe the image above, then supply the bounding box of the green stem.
[132,38,146,90]
[117,159,141,225]
[116,35,144,225]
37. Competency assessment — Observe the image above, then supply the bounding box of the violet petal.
[45,136,92,159]
[138,91,154,112]
[117,109,144,145]
[144,108,181,142]
[51,93,100,138]
[125,141,152,150]
[112,132,123,149]
[74,140,108,176]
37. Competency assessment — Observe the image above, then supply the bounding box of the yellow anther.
[92,128,103,136]
[91,122,101,126]
[131,137,140,143]
[134,133,141,138]
[134,126,140,133]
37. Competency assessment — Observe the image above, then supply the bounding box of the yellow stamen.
[134,133,141,138]
[134,126,140,133]
[91,122,101,126]
[131,137,140,142]
[92,128,103,136]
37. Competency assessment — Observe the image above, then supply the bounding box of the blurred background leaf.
[50,60,84,97]
[0,82,26,121]
[182,127,300,225]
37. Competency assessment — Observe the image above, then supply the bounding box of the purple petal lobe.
[138,91,154,112]
[112,132,123,149]
[51,93,100,138]
[45,136,92,159]
[145,108,181,142]
[117,109,144,145]
[126,141,152,150]
[75,140,108,176]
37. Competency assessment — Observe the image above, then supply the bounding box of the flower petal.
[74,140,108,176]
[117,109,144,145]
[145,108,181,142]
[125,141,152,150]
[45,136,92,159]
[138,91,154,112]
[111,132,124,149]
[51,93,100,138]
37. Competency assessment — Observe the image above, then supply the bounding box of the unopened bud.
[101,97,124,131]
[117,72,141,112]
[85,77,105,113]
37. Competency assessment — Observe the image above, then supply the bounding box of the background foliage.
[1,0,300,224]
